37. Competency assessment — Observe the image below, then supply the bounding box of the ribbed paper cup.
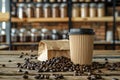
[69,28,94,65]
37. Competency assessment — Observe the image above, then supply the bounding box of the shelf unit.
[1,0,119,50]
[11,17,120,22]
[0,12,10,22]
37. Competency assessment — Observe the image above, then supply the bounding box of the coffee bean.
[19,55,23,58]
[18,69,23,72]
[16,63,21,68]
[8,60,12,62]
[34,74,40,79]
[2,64,6,67]
[24,71,29,74]
[23,75,28,79]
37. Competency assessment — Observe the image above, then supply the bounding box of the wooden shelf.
[12,42,39,45]
[11,18,26,22]
[0,12,10,22]
[0,42,8,45]
[12,17,68,22]
[1,41,120,46]
[8,41,119,45]
[12,17,120,22]
[72,17,114,22]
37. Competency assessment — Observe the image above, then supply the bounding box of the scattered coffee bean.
[23,75,28,79]
[16,63,21,68]
[18,69,23,72]
[19,55,23,58]
[8,60,12,62]
[34,74,40,79]
[24,71,28,74]
[2,64,6,67]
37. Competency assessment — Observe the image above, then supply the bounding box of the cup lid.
[69,28,94,35]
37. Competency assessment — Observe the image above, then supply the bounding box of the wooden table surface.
[0,50,120,80]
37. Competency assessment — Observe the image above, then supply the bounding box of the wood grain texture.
[0,12,9,22]
[0,51,120,80]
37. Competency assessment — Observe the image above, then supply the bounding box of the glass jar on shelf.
[79,0,84,2]
[72,0,78,2]
[11,4,17,17]
[97,3,105,17]
[43,0,49,2]
[43,4,51,18]
[81,3,88,18]
[19,28,27,42]
[17,3,26,19]
[57,0,62,2]
[30,28,39,42]
[26,3,34,18]
[61,30,68,39]
[12,0,18,3]
[85,0,90,2]
[51,29,59,40]
[11,28,18,42]
[50,0,56,2]
[60,3,68,18]
[26,0,33,2]
[18,0,25,2]
[72,4,80,17]
[34,0,42,2]
[62,0,67,2]
[41,28,50,40]
[35,3,43,18]
[0,29,6,42]
[52,4,60,18]
[89,3,97,17]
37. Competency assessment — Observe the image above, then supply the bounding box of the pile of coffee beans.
[16,52,120,80]
[17,55,120,73]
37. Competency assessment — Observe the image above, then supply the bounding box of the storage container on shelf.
[60,3,68,18]
[26,3,34,18]
[41,28,50,40]
[89,3,97,17]
[31,28,39,42]
[43,4,51,18]
[97,3,105,17]
[51,29,59,40]
[34,0,42,2]
[17,3,26,19]
[81,3,89,18]
[0,29,6,42]
[72,0,78,2]
[85,0,90,2]
[11,28,18,42]
[57,0,62,2]
[72,4,80,17]
[35,3,43,18]
[50,0,56,2]
[79,0,84,2]
[61,30,68,39]
[52,4,60,18]
[19,28,28,42]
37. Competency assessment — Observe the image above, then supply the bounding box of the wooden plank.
[26,18,69,22]
[72,17,120,22]
[11,17,69,22]
[0,12,9,22]
[1,50,120,55]
[11,17,26,22]
[0,76,120,80]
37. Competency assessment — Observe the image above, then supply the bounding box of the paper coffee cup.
[69,28,94,65]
